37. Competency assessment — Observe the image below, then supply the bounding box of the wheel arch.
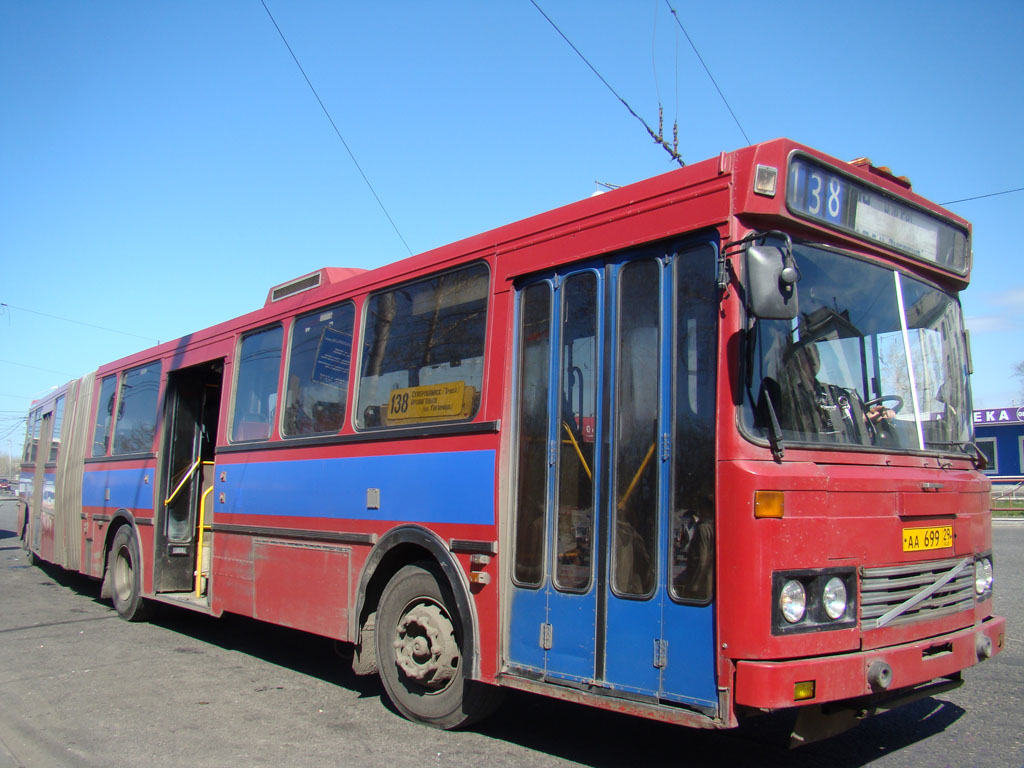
[353,525,480,678]
[100,509,143,597]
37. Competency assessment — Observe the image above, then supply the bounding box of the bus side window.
[92,375,118,457]
[26,408,42,463]
[283,302,354,437]
[356,263,489,429]
[112,363,162,455]
[231,325,283,442]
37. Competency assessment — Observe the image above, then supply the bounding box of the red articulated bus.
[19,138,1004,743]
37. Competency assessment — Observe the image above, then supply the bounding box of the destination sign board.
[786,154,969,275]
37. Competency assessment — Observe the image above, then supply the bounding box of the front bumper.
[734,615,1006,709]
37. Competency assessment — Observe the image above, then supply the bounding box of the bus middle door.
[509,246,718,712]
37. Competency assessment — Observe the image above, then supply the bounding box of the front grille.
[860,556,975,630]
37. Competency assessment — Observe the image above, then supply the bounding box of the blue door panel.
[603,596,662,694]
[508,588,547,672]
[546,590,597,680]
[661,603,717,706]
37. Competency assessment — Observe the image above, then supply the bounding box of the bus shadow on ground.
[27,553,965,767]
[476,688,965,768]
[149,609,384,699]
[34,559,103,595]
[27,555,380,696]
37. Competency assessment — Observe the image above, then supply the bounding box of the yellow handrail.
[561,421,592,480]
[617,440,657,511]
[195,483,214,598]
[164,458,202,506]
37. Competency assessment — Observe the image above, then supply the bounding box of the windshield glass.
[742,244,971,453]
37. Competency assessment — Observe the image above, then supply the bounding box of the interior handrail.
[195,484,215,598]
[164,458,202,506]
[561,421,593,480]
[617,439,657,511]
[165,458,216,507]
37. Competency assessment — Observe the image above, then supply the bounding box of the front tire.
[109,526,152,621]
[375,563,499,729]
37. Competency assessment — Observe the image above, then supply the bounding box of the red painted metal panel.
[210,533,255,617]
[716,456,994,664]
[734,616,1005,709]
[253,539,350,641]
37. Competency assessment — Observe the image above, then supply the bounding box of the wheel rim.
[392,598,460,692]
[113,544,133,602]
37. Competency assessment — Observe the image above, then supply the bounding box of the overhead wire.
[259,0,413,256]
[663,0,750,146]
[0,359,75,377]
[651,1,661,104]
[1,303,160,344]
[672,4,679,152]
[529,0,684,165]
[0,418,28,442]
[650,0,678,159]
[941,186,1024,206]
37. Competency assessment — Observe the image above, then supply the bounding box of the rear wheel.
[375,563,500,729]
[109,526,152,621]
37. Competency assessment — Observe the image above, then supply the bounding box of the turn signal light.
[794,680,816,701]
[755,490,785,519]
[469,553,491,586]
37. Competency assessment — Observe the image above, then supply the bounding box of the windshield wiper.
[762,389,786,461]
[968,441,989,470]
[926,440,988,468]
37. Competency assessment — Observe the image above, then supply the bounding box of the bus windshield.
[743,244,972,454]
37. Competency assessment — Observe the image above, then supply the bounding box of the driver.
[782,342,894,443]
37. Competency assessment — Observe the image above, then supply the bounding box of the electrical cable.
[259,0,413,256]
[0,359,74,377]
[663,0,750,145]
[1,303,160,343]
[529,0,684,165]
[941,186,1024,206]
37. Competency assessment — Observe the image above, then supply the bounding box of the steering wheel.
[864,395,904,414]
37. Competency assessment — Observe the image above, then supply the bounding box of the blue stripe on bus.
[217,450,496,525]
[82,467,156,510]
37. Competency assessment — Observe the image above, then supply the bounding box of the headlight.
[779,580,806,623]
[975,557,993,595]
[773,569,857,634]
[822,576,848,620]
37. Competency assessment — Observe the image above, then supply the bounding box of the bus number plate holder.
[902,526,953,552]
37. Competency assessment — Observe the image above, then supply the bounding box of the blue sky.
[1,0,1022,454]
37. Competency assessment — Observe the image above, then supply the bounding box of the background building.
[974,406,1024,502]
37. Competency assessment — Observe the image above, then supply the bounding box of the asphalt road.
[1,496,1021,767]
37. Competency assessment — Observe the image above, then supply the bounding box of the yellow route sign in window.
[384,382,475,425]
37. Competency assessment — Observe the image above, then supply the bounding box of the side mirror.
[745,244,798,320]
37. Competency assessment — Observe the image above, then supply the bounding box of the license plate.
[902,526,953,552]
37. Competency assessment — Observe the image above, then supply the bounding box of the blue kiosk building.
[974,406,1024,501]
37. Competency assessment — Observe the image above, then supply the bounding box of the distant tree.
[1015,360,1024,400]
[0,451,15,480]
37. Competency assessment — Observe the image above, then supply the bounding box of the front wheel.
[109,526,152,622]
[375,563,500,729]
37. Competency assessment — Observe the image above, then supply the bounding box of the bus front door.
[509,244,719,714]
